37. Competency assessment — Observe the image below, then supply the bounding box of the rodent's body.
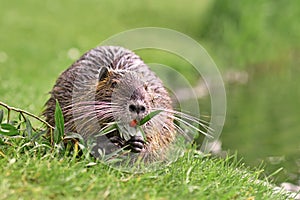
[44,46,176,160]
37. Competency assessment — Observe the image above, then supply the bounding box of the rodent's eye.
[111,81,118,88]
[98,67,109,82]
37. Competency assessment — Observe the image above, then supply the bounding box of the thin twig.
[0,101,54,130]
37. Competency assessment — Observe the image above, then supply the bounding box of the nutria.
[43,46,205,162]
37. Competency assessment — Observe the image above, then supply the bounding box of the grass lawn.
[0,0,297,199]
[0,143,289,199]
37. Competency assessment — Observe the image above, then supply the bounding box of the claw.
[109,135,125,147]
[126,135,145,153]
[108,134,145,153]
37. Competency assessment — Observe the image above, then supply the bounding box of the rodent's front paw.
[109,136,126,147]
[125,136,145,153]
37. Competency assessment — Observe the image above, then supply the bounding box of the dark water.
[221,64,300,184]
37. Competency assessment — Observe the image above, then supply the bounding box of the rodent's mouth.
[129,119,138,127]
[116,121,143,141]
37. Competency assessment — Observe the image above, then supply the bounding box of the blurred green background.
[0,0,299,184]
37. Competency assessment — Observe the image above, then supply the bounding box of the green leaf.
[54,100,64,144]
[0,110,3,124]
[138,126,147,142]
[31,129,47,141]
[100,123,117,135]
[18,113,22,121]
[0,123,19,136]
[139,110,163,126]
[0,137,4,145]
[25,117,32,138]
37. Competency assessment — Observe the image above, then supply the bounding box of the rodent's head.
[96,67,150,117]
[96,66,171,140]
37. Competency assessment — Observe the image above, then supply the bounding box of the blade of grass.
[31,129,47,142]
[139,110,162,126]
[0,110,3,123]
[0,138,5,145]
[54,100,64,144]
[137,126,147,142]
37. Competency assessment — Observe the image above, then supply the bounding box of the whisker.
[165,109,212,129]
[171,115,213,138]
[147,107,213,133]
[148,109,212,138]
[63,101,119,110]
[173,122,193,141]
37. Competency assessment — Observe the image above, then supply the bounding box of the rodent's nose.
[129,104,146,114]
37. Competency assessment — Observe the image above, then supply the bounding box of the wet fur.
[44,46,177,160]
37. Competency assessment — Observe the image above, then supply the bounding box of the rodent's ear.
[98,67,109,82]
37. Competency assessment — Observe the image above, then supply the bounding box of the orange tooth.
[129,119,138,127]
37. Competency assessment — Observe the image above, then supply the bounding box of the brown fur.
[44,46,176,160]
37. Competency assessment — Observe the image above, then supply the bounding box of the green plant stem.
[7,109,11,123]
[0,101,54,130]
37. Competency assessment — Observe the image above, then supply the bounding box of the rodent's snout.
[128,104,146,115]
